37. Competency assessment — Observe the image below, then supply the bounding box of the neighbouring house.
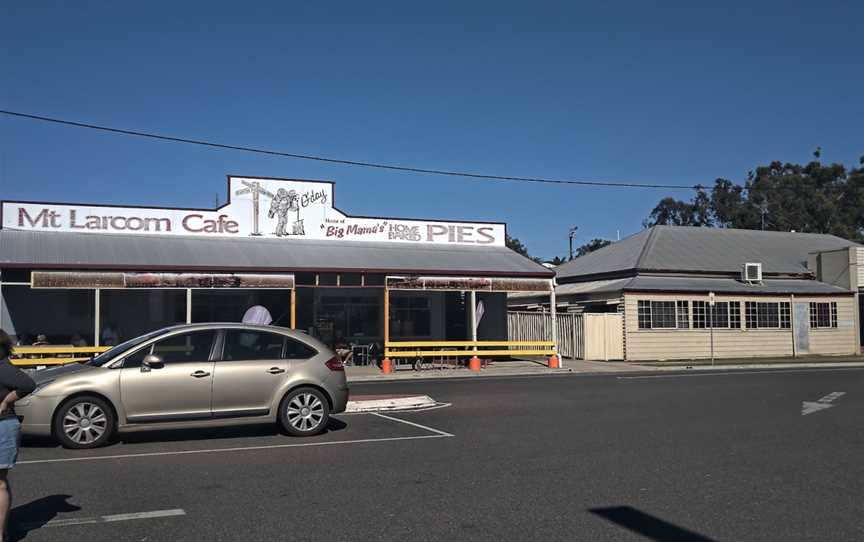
[509,225,862,361]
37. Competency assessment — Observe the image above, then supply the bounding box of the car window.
[222,330,286,361]
[150,330,217,364]
[285,338,317,360]
[122,345,153,369]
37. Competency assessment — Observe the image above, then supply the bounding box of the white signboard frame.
[1,176,505,247]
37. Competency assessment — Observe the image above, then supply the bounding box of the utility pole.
[568,226,578,261]
[759,201,769,231]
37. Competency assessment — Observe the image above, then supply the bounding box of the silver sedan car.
[16,323,349,449]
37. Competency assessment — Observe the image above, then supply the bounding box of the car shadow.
[9,494,81,541]
[23,417,349,449]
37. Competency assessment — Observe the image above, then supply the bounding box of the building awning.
[0,230,552,278]
[623,275,852,295]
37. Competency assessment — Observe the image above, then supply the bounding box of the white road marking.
[19,413,455,465]
[802,391,846,415]
[618,368,864,380]
[371,412,455,437]
[18,434,451,465]
[20,508,186,529]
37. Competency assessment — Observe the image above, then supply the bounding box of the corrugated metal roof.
[0,230,552,277]
[556,226,858,279]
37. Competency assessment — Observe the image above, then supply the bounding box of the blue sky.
[1,1,862,260]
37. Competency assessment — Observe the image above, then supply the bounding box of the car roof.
[157,322,295,333]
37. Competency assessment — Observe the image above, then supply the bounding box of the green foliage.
[506,234,542,263]
[506,234,531,257]
[575,238,612,258]
[644,157,864,241]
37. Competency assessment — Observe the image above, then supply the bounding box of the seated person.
[70,333,87,347]
[32,334,50,346]
[334,342,353,365]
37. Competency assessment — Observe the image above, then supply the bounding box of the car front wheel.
[278,388,330,437]
[53,396,116,449]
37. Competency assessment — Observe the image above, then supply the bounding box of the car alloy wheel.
[54,395,116,449]
[286,392,325,432]
[62,401,108,445]
[279,387,330,437]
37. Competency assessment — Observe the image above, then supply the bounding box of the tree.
[506,234,532,258]
[643,188,712,227]
[506,234,542,263]
[642,154,864,241]
[575,238,612,257]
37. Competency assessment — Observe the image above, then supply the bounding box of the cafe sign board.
[1,176,505,246]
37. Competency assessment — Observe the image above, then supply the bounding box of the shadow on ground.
[9,494,80,541]
[590,506,717,542]
[22,417,348,449]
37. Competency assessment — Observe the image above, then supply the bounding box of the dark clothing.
[0,358,36,420]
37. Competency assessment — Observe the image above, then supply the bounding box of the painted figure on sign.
[235,180,276,236]
[269,189,301,237]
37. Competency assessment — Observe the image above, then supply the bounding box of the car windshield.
[86,328,169,367]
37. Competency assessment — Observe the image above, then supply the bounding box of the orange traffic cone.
[548,354,560,369]
[468,355,482,372]
[381,358,393,374]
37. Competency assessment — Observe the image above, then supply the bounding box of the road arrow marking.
[801,391,846,416]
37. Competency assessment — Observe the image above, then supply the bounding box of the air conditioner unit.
[742,262,762,283]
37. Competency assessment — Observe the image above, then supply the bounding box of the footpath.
[346,356,864,382]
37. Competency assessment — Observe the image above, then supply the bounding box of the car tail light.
[325,356,344,371]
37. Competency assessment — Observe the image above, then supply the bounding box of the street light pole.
[568,226,578,261]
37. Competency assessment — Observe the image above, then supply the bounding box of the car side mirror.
[142,354,164,371]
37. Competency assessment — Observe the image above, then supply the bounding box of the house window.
[637,300,690,329]
[729,301,741,328]
[809,302,837,329]
[676,301,689,329]
[745,301,791,329]
[693,301,740,328]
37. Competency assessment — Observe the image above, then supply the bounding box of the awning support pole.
[469,291,478,348]
[186,289,192,324]
[383,288,390,345]
[290,289,297,330]
[550,282,560,366]
[94,289,101,347]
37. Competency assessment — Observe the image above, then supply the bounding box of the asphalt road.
[8,367,864,541]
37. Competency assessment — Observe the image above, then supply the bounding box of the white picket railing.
[507,311,584,359]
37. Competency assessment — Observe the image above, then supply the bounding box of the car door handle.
[266,367,286,374]
[191,370,211,378]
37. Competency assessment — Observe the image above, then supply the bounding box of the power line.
[0,109,701,190]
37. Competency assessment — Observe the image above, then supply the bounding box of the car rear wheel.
[278,387,330,437]
[53,396,115,449]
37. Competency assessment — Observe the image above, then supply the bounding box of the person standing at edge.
[0,330,35,541]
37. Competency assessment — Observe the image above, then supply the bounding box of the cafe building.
[0,175,554,359]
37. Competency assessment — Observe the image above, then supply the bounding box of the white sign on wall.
[1,176,505,246]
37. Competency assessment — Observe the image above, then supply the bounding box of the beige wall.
[623,292,857,361]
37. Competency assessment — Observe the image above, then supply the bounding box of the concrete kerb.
[348,367,573,382]
[645,361,864,372]
[347,360,864,382]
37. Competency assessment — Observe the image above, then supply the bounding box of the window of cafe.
[191,289,293,328]
[1,286,96,346]
[101,289,186,344]
[311,289,381,347]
